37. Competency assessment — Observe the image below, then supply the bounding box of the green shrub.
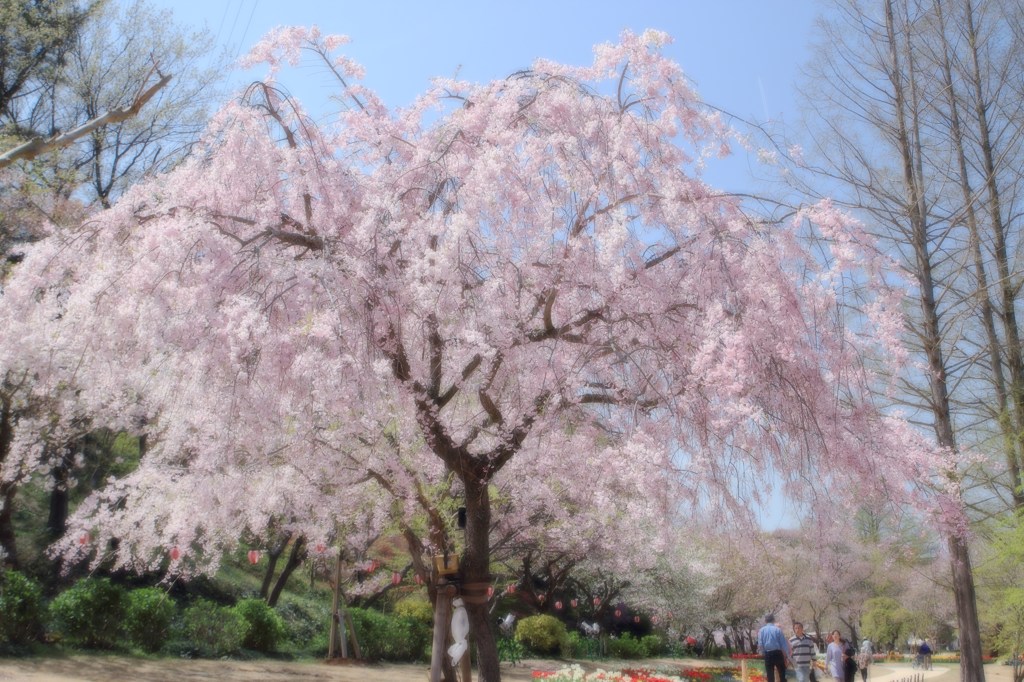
[608,632,645,659]
[233,598,286,652]
[498,634,526,664]
[562,630,584,657]
[0,570,44,645]
[640,633,665,656]
[182,599,245,657]
[394,596,434,624]
[48,577,127,648]
[275,599,328,653]
[514,614,567,656]
[348,607,431,662]
[124,588,176,653]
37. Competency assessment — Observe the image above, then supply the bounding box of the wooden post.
[344,609,361,659]
[430,584,456,682]
[338,608,349,659]
[459,646,472,682]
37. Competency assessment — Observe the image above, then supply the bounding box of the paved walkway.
[868,664,954,682]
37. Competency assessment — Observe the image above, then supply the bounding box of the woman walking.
[826,631,846,682]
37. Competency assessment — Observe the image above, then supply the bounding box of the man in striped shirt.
[790,622,817,682]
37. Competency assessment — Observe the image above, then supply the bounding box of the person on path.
[789,622,817,682]
[843,639,858,682]
[758,614,792,682]
[918,640,932,670]
[856,640,873,682]
[826,630,846,682]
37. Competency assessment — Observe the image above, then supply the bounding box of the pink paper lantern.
[634,615,641,624]
[78,533,90,545]
[247,549,260,564]
[571,599,578,608]
[615,609,622,618]
[487,586,495,598]
[392,571,402,586]
[555,601,563,610]
[507,584,516,594]
[593,597,601,607]
[170,546,181,561]
[415,573,424,585]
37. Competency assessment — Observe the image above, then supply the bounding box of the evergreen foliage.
[233,597,287,652]
[0,569,44,645]
[347,607,431,662]
[123,587,175,653]
[47,577,127,648]
[514,614,568,655]
[181,599,245,657]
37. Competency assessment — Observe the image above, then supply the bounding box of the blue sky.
[161,0,821,192]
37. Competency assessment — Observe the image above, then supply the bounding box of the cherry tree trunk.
[267,535,305,607]
[0,484,16,568]
[0,396,17,568]
[259,537,286,600]
[463,474,500,681]
[46,448,70,540]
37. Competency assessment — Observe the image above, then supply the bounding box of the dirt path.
[0,654,554,682]
[0,655,1014,682]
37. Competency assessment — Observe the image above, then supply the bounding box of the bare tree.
[792,1,1024,679]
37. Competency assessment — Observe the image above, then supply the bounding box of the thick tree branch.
[437,353,483,408]
[0,71,172,169]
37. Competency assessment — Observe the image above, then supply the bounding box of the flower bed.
[532,664,765,682]
[532,668,691,682]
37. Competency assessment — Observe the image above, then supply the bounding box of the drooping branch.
[489,391,551,474]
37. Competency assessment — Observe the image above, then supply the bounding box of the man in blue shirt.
[758,614,792,682]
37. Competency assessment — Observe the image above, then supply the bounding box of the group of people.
[757,615,875,682]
